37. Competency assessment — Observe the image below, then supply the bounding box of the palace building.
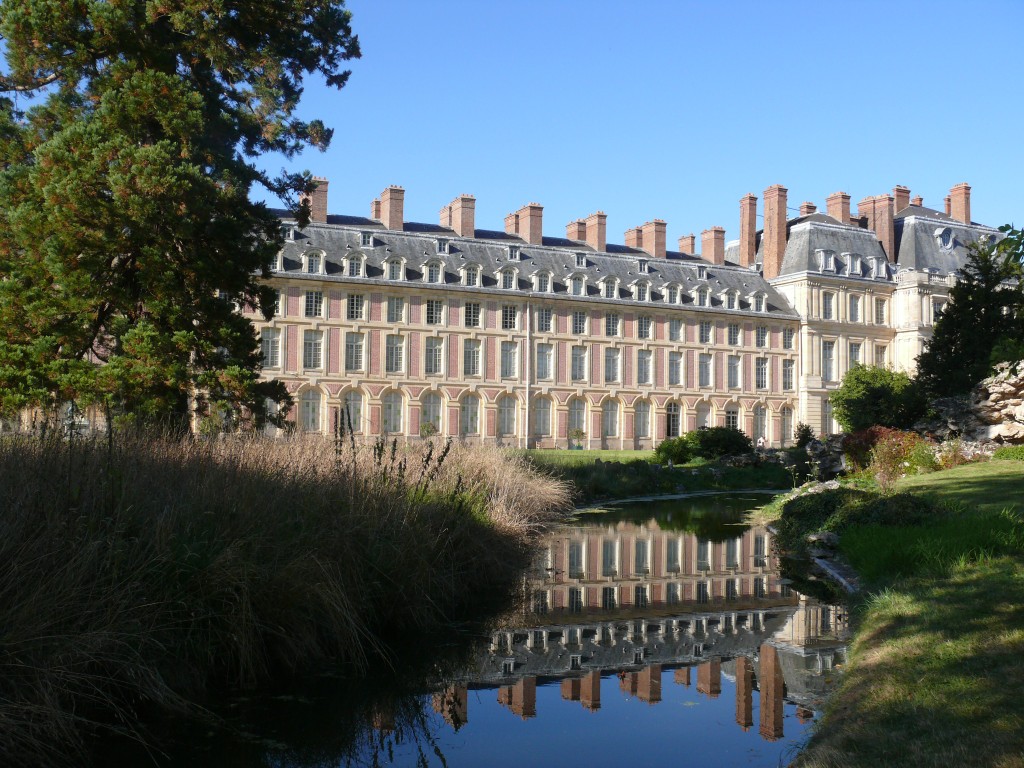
[249,180,999,447]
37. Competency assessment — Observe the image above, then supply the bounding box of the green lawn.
[515,448,657,467]
[791,459,1024,768]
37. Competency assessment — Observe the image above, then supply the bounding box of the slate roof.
[894,210,1001,274]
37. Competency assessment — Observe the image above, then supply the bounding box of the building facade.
[250,179,998,445]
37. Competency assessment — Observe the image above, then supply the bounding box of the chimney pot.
[799,201,817,216]
[911,195,923,207]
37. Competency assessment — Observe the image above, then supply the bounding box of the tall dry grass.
[0,432,570,766]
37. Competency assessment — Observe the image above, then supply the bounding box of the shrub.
[993,445,1024,461]
[842,426,890,469]
[655,437,692,465]
[683,426,753,460]
[829,365,928,432]
[936,438,973,469]
[869,429,929,492]
[794,422,815,449]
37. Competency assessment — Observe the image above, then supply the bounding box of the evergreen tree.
[917,239,1024,398]
[0,2,360,428]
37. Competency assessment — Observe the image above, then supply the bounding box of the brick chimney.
[380,185,404,231]
[678,233,696,254]
[944,196,952,216]
[566,219,587,241]
[300,176,329,223]
[505,203,543,244]
[857,196,876,231]
[585,211,607,252]
[893,185,911,214]
[799,201,817,216]
[701,227,726,265]
[762,184,788,279]
[950,182,971,224]
[911,195,923,207]
[371,198,382,220]
[739,194,757,268]
[440,194,475,237]
[640,220,667,258]
[625,226,643,250]
[826,191,851,225]
[873,194,895,261]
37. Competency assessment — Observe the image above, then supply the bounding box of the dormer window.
[463,264,480,286]
[873,257,887,279]
[386,259,404,281]
[696,287,709,307]
[754,294,766,312]
[346,255,363,277]
[436,238,449,255]
[635,282,649,302]
[817,249,836,272]
[304,251,323,274]
[426,262,443,284]
[666,285,679,304]
[935,227,954,250]
[726,291,737,310]
[273,251,284,272]
[360,232,373,248]
[575,253,587,268]
[570,275,585,296]
[535,271,551,292]
[847,253,862,276]
[508,245,521,261]
[501,268,517,290]
[603,279,617,299]
[638,259,649,274]
[696,265,708,280]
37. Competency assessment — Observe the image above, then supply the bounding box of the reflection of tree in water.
[581,494,773,541]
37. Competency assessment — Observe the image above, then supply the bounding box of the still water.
[120,493,847,767]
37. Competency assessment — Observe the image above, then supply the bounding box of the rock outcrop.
[920,360,1024,443]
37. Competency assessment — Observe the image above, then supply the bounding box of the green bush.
[684,426,753,460]
[993,445,1024,461]
[655,437,692,465]
[829,365,927,432]
[794,422,815,449]
[870,429,930,492]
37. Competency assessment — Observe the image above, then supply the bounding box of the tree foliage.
[829,364,925,433]
[916,238,1024,398]
[0,2,360,427]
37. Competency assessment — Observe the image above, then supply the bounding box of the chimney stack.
[858,196,876,231]
[566,219,587,241]
[950,182,971,224]
[944,196,952,217]
[640,220,667,258]
[440,194,475,238]
[380,185,404,231]
[301,176,329,224]
[762,184,788,279]
[506,203,543,244]
[585,211,607,252]
[739,194,757,267]
[893,185,911,214]
[911,195,923,207]
[874,194,895,261]
[826,191,851,225]
[701,227,726,265]
[678,233,696,254]
[799,201,817,216]
[625,226,643,250]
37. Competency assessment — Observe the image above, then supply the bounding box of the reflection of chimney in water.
[759,643,785,741]
[498,676,536,719]
[735,657,754,730]
[674,667,692,686]
[561,678,581,701]
[432,684,468,731]
[581,670,601,711]
[638,664,662,704]
[697,658,722,698]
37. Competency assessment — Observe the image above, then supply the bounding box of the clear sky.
[256,0,1024,248]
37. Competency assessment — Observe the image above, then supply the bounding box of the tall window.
[347,256,362,277]
[755,357,768,389]
[460,395,479,435]
[822,340,835,382]
[425,337,443,375]
[421,393,442,434]
[300,390,321,432]
[754,294,766,312]
[501,305,517,330]
[305,290,323,318]
[699,321,712,344]
[305,252,321,274]
[571,276,584,296]
[497,396,516,436]
[637,316,652,339]
[385,334,404,374]
[303,330,322,369]
[602,400,619,438]
[501,269,515,290]
[464,302,481,328]
[382,392,403,433]
[346,293,364,321]
[531,397,551,436]
[668,286,679,305]
[536,272,550,292]
[823,399,835,436]
[463,339,481,376]
[571,345,587,381]
[605,313,620,337]
[604,348,620,383]
[783,327,795,349]
[728,355,740,389]
[726,292,737,310]
[780,407,793,447]
[849,295,860,322]
[537,307,552,333]
[271,289,281,317]
[603,280,616,299]
[726,538,739,569]
[572,311,587,335]
[426,263,442,283]
[822,292,834,320]
[536,343,553,380]
[635,283,648,302]
[874,344,888,368]
[464,265,479,286]
[343,391,363,433]
[261,329,280,368]
[569,398,586,435]
[634,400,651,439]
[782,359,795,390]
[725,407,739,431]
[668,351,682,386]
[635,540,649,575]
[387,260,403,281]
[637,350,652,385]
[699,353,712,387]
[568,542,584,579]
[728,323,740,346]
[697,288,709,306]
[386,296,404,323]
[695,403,710,429]
[754,406,767,442]
[697,539,710,570]
[756,326,768,348]
[667,541,680,573]
[425,299,444,325]
[875,298,887,325]
[500,341,518,378]
[849,342,862,366]
[344,332,364,371]
[669,318,682,341]
[602,540,617,577]
[666,402,681,437]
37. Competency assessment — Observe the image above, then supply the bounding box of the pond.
[103,493,848,767]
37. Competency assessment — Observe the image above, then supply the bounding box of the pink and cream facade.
[251,179,998,445]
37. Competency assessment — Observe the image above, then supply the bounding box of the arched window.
[464,264,479,286]
[425,262,443,284]
[421,392,442,434]
[304,251,323,274]
[501,269,516,290]
[634,400,650,439]
[666,284,679,304]
[666,402,682,438]
[753,405,767,442]
[497,395,517,436]
[568,398,586,436]
[602,400,619,438]
[343,390,364,433]
[382,392,403,434]
[603,279,617,299]
[346,255,363,277]
[460,395,480,436]
[531,397,551,436]
[695,402,711,429]
[780,407,793,447]
[386,259,404,281]
[697,287,709,307]
[535,272,551,293]
[300,390,322,432]
[571,275,585,296]
[725,406,740,431]
[635,282,649,302]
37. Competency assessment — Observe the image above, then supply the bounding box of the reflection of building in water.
[531,520,784,618]
[735,656,754,730]
[431,685,468,731]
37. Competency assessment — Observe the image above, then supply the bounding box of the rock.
[919,360,1024,444]
[807,531,840,547]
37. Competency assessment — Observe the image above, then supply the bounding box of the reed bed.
[0,432,570,766]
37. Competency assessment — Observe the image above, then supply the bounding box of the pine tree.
[0,2,360,428]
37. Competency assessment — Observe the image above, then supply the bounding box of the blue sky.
[257,0,1024,246]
